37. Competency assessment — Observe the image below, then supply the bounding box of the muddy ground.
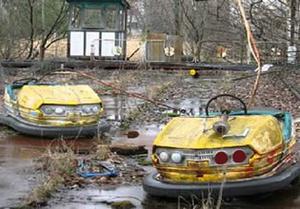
[0,67,299,209]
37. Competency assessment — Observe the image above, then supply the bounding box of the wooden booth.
[67,0,129,59]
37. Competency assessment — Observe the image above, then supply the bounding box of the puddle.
[102,93,144,121]
[0,150,35,207]
[0,84,299,209]
[45,181,300,209]
[0,93,155,208]
[46,185,145,209]
[0,132,97,207]
[46,183,181,209]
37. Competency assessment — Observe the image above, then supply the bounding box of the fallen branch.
[109,144,148,156]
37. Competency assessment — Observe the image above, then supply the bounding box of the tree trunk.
[290,0,296,46]
[26,0,34,60]
[39,45,45,61]
[174,0,181,36]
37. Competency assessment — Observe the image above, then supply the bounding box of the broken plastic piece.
[77,160,118,178]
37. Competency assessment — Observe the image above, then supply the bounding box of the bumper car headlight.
[41,105,67,116]
[92,105,100,113]
[82,104,101,115]
[82,106,92,114]
[54,107,65,115]
[171,152,183,163]
[159,152,169,162]
[42,106,55,115]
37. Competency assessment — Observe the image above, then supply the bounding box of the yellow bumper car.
[0,78,109,138]
[143,94,299,197]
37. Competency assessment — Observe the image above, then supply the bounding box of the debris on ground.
[110,69,300,127]
[76,160,118,178]
[111,200,136,209]
[227,71,300,116]
[110,144,148,156]
[0,68,299,208]
[132,154,152,166]
[21,141,146,207]
[125,131,140,138]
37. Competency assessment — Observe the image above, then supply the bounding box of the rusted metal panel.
[145,33,183,63]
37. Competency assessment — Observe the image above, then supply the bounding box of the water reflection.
[44,181,300,209]
[0,92,299,209]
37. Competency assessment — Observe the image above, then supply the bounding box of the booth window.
[81,6,123,30]
[70,5,81,29]
[83,9,104,29]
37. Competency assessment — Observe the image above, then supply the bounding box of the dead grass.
[26,175,64,207]
[94,144,111,161]
[111,200,136,209]
[177,172,226,209]
[25,142,76,206]
[23,140,110,207]
[177,192,225,209]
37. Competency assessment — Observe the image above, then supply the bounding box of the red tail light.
[232,150,247,163]
[214,151,228,164]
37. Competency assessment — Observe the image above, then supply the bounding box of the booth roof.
[66,0,130,9]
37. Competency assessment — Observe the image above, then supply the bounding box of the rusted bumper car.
[143,94,300,197]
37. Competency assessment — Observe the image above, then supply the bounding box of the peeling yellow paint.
[4,85,103,127]
[152,115,295,183]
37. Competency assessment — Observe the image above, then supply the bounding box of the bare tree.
[0,0,68,60]
[36,0,68,60]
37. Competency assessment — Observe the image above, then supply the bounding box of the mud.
[0,69,299,208]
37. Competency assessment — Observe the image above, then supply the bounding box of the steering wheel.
[13,77,39,85]
[205,94,247,116]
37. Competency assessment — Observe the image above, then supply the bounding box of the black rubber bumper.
[0,114,110,138]
[143,164,300,198]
